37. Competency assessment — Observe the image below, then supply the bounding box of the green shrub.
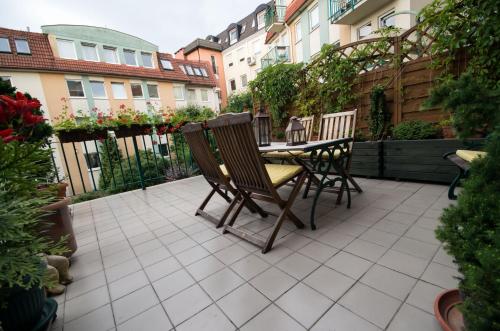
[171,105,215,125]
[223,91,253,113]
[392,120,437,140]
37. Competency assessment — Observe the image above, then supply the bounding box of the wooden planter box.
[383,139,485,183]
[350,141,383,178]
[56,128,108,143]
[114,124,153,138]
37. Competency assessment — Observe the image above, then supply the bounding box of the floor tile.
[311,304,381,331]
[257,245,293,264]
[217,284,270,327]
[325,251,372,279]
[105,258,142,283]
[421,262,460,289]
[162,284,212,326]
[214,243,251,265]
[112,285,159,324]
[176,304,234,331]
[63,304,114,331]
[393,237,439,260]
[241,304,305,331]
[317,230,356,249]
[298,241,338,263]
[276,253,320,279]
[186,255,226,281]
[138,246,171,267]
[153,269,195,301]
[373,219,411,236]
[378,250,428,278]
[117,304,172,331]
[303,266,356,301]
[132,239,162,256]
[360,264,416,300]
[249,267,297,300]
[343,239,388,262]
[360,228,400,247]
[199,267,245,300]
[144,256,182,282]
[65,271,107,300]
[276,282,333,329]
[406,280,444,314]
[405,225,440,245]
[387,304,441,331]
[109,270,149,301]
[339,283,401,329]
[176,245,211,266]
[230,254,270,280]
[279,233,313,251]
[202,236,235,253]
[64,286,110,322]
[167,237,198,255]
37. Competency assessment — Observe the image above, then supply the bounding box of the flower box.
[56,128,108,143]
[114,124,153,138]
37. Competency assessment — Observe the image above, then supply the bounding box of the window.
[229,79,236,91]
[257,11,265,29]
[123,49,137,66]
[141,52,153,68]
[237,48,245,62]
[173,86,184,100]
[14,39,30,54]
[158,143,169,156]
[380,10,395,28]
[111,82,127,99]
[229,29,238,45]
[147,84,159,98]
[84,152,100,169]
[131,83,143,98]
[185,65,194,76]
[295,21,302,42]
[90,81,106,98]
[0,76,12,87]
[160,59,173,70]
[358,22,372,40]
[201,89,208,102]
[211,55,217,74]
[193,67,202,76]
[179,64,186,74]
[81,42,98,61]
[309,5,319,31]
[187,89,196,102]
[226,53,233,67]
[200,68,208,77]
[241,24,246,34]
[241,74,248,87]
[66,80,85,97]
[103,46,119,64]
[251,19,256,28]
[0,37,10,53]
[57,39,76,59]
[253,40,261,55]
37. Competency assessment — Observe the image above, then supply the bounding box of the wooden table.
[259,138,362,229]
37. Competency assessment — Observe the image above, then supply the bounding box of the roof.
[0,27,216,87]
[183,38,222,56]
[159,53,218,86]
[264,31,277,44]
[285,0,309,23]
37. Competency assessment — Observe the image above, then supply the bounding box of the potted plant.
[113,104,153,138]
[439,119,455,139]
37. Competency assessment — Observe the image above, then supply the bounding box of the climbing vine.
[368,84,390,140]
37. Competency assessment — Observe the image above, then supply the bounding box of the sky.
[1,0,264,54]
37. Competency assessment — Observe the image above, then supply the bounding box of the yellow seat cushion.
[298,148,349,160]
[262,150,303,159]
[456,150,487,163]
[220,164,302,187]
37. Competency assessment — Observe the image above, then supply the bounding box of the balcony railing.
[261,46,290,69]
[264,5,286,32]
[329,0,362,22]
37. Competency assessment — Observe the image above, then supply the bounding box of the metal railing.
[48,129,219,198]
[328,0,362,22]
[261,46,290,69]
[264,5,287,30]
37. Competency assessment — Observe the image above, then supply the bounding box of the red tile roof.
[284,0,308,23]
[264,31,277,44]
[163,54,218,87]
[0,27,216,87]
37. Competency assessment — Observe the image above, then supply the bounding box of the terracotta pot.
[57,128,108,143]
[56,182,68,199]
[442,126,455,139]
[40,198,77,257]
[434,289,465,331]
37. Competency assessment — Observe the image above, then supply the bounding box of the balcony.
[261,45,290,69]
[265,5,286,33]
[329,0,393,24]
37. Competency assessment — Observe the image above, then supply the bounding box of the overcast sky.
[1,0,263,54]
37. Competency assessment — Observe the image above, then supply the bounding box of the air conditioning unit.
[247,56,256,66]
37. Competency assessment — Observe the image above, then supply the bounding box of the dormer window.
[229,29,238,45]
[103,46,119,64]
[241,24,246,34]
[193,67,202,76]
[123,49,137,66]
[160,59,173,70]
[14,39,30,54]
[57,39,76,59]
[200,68,208,77]
[257,11,266,29]
[0,37,11,53]
[141,52,153,68]
[179,64,186,74]
[81,42,98,61]
[185,65,194,76]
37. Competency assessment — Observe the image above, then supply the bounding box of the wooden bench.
[443,149,487,199]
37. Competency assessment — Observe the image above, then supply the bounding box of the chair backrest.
[299,115,314,141]
[207,113,276,196]
[318,109,357,141]
[182,123,227,186]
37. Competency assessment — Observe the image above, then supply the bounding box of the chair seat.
[261,150,303,159]
[297,148,349,160]
[220,164,303,187]
[456,149,487,163]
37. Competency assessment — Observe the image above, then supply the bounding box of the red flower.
[0,128,14,138]
[119,104,126,109]
[22,111,44,126]
[97,119,103,125]
[156,125,167,135]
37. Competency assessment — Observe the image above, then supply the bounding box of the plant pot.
[56,182,68,199]
[56,128,109,143]
[114,124,153,138]
[40,198,77,257]
[434,289,465,331]
[0,284,46,331]
[442,126,455,139]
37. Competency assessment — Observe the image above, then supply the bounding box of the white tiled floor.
[51,176,458,330]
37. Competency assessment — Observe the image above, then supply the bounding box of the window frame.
[81,42,99,62]
[57,39,77,59]
[103,46,119,64]
[309,4,320,32]
[141,52,154,68]
[160,59,173,70]
[379,10,396,28]
[179,64,186,74]
[229,79,236,92]
[0,37,11,53]
[210,55,217,74]
[173,85,185,101]
[123,49,138,66]
[200,68,208,77]
[229,29,238,45]
[241,74,248,87]
[147,84,159,99]
[187,88,196,102]
[185,65,194,76]
[14,38,30,54]
[89,80,107,99]
[66,79,85,98]
[200,89,209,102]
[257,11,266,29]
[295,20,302,43]
[357,21,373,40]
[193,67,202,76]
[130,83,144,99]
[84,152,100,170]
[111,82,127,99]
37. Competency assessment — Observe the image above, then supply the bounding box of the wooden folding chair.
[302,109,363,199]
[208,113,307,253]
[182,123,259,228]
